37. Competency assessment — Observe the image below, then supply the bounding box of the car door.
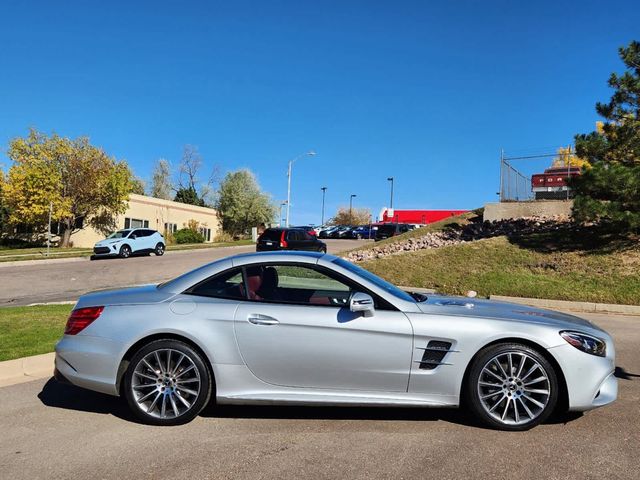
[233,263,413,392]
[128,229,143,252]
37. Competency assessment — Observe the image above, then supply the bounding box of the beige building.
[71,194,221,248]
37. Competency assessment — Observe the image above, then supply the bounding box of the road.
[0,239,367,306]
[0,313,638,479]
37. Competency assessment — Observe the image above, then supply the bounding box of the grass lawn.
[359,233,640,305]
[0,304,73,361]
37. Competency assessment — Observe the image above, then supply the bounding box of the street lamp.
[320,187,327,226]
[286,150,316,227]
[280,202,287,227]
[349,194,357,224]
[387,177,394,209]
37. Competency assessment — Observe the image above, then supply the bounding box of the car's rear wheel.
[123,339,212,426]
[119,245,131,258]
[465,343,558,431]
[154,242,165,256]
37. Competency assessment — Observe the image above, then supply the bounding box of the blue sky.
[1,1,638,225]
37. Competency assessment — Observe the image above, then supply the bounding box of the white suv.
[92,228,165,259]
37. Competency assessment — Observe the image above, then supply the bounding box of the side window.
[129,230,141,238]
[186,268,245,300]
[245,264,352,307]
[301,231,313,241]
[287,230,299,241]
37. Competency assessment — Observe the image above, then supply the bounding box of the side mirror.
[350,292,375,317]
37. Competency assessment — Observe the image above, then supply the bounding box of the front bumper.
[548,343,617,411]
[55,334,126,396]
[93,244,120,256]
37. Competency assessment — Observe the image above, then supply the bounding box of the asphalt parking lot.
[0,239,367,306]
[0,312,638,480]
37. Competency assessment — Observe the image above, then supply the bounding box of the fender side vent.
[418,341,453,370]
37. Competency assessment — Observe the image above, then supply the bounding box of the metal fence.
[498,149,566,202]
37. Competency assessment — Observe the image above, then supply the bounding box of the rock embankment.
[345,217,566,262]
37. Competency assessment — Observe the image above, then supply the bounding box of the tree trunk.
[60,219,73,248]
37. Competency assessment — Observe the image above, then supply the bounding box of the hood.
[95,239,123,246]
[75,284,175,309]
[416,294,603,332]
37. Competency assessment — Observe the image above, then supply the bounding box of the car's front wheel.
[123,339,212,426]
[154,242,165,256]
[465,342,558,431]
[119,245,131,258]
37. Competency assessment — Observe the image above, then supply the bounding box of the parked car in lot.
[92,229,165,259]
[350,225,375,239]
[55,251,617,429]
[318,226,339,238]
[375,223,411,241]
[256,228,327,253]
[329,225,354,238]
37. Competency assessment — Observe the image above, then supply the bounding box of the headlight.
[560,331,607,357]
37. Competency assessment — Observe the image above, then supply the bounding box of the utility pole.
[280,202,287,227]
[47,202,52,257]
[320,187,327,225]
[387,177,394,209]
[349,194,357,224]
[285,151,316,227]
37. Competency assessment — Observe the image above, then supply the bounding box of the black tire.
[465,342,558,431]
[119,244,131,259]
[154,243,165,256]
[123,339,213,426]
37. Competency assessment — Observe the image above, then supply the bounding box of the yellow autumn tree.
[551,145,591,169]
[4,129,135,247]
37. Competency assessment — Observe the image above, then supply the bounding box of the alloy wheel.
[130,348,201,420]
[477,351,551,426]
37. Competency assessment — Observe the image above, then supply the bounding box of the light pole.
[349,194,357,224]
[286,150,316,226]
[279,202,287,227]
[320,187,327,226]
[387,177,394,209]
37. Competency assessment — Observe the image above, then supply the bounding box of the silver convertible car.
[54,251,617,430]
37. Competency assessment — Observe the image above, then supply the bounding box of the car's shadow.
[38,378,584,428]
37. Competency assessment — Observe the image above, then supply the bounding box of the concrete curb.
[0,352,54,388]
[489,295,640,315]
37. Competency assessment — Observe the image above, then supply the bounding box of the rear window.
[377,224,398,235]
[260,229,282,241]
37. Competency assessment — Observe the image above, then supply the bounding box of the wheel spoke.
[160,394,167,418]
[171,353,185,375]
[481,390,503,400]
[515,354,526,378]
[147,392,162,413]
[169,394,180,417]
[508,353,514,376]
[522,393,545,409]
[501,397,511,420]
[175,392,192,409]
[493,359,509,379]
[175,364,195,379]
[133,383,156,389]
[517,397,534,418]
[520,364,539,382]
[142,358,157,374]
[154,351,165,374]
[524,376,547,386]
[134,371,157,382]
[479,381,501,387]
[177,386,198,397]
[488,395,505,413]
[513,399,520,423]
[166,350,172,374]
[524,388,550,395]
[484,368,504,382]
[138,388,159,403]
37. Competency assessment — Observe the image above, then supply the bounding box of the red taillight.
[65,306,104,335]
[308,229,317,236]
[280,230,288,248]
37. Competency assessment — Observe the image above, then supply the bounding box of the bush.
[213,231,234,243]
[173,228,205,244]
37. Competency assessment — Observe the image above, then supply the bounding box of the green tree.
[572,40,640,230]
[174,186,205,206]
[215,169,275,235]
[4,129,134,247]
[0,170,9,234]
[131,177,146,195]
[150,158,173,199]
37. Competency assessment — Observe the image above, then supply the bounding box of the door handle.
[247,314,280,326]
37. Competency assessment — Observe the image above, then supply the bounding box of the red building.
[379,208,469,224]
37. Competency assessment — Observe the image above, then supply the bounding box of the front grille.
[93,247,111,254]
[418,340,453,370]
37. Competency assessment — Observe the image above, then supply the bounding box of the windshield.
[331,257,416,303]
[107,230,131,239]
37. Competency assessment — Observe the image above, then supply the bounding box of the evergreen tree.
[572,40,640,230]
